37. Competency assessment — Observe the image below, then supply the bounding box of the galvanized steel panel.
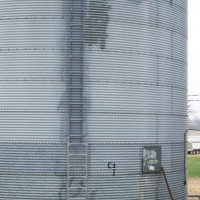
[0,0,187,199]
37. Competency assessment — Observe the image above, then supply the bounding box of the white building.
[188,130,200,154]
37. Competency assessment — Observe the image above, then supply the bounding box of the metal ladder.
[68,0,84,143]
[67,0,87,199]
[67,140,88,200]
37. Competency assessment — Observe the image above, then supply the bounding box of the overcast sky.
[188,0,200,95]
[188,1,200,116]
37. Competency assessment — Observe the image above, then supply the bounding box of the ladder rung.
[70,87,83,89]
[70,23,84,26]
[70,119,83,121]
[69,48,83,51]
[69,176,86,178]
[68,143,87,145]
[69,187,87,190]
[69,154,87,157]
[69,72,83,74]
[70,103,83,105]
[69,165,86,167]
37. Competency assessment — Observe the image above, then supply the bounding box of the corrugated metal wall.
[0,0,187,199]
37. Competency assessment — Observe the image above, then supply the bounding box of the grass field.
[188,155,200,177]
[188,155,200,197]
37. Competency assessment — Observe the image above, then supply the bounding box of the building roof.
[188,130,200,137]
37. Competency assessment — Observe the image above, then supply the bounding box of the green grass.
[188,156,200,177]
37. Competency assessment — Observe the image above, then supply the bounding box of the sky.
[188,0,200,116]
[188,0,200,95]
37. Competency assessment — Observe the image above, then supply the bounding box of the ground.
[188,154,200,199]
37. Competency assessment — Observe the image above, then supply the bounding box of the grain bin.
[0,0,187,199]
